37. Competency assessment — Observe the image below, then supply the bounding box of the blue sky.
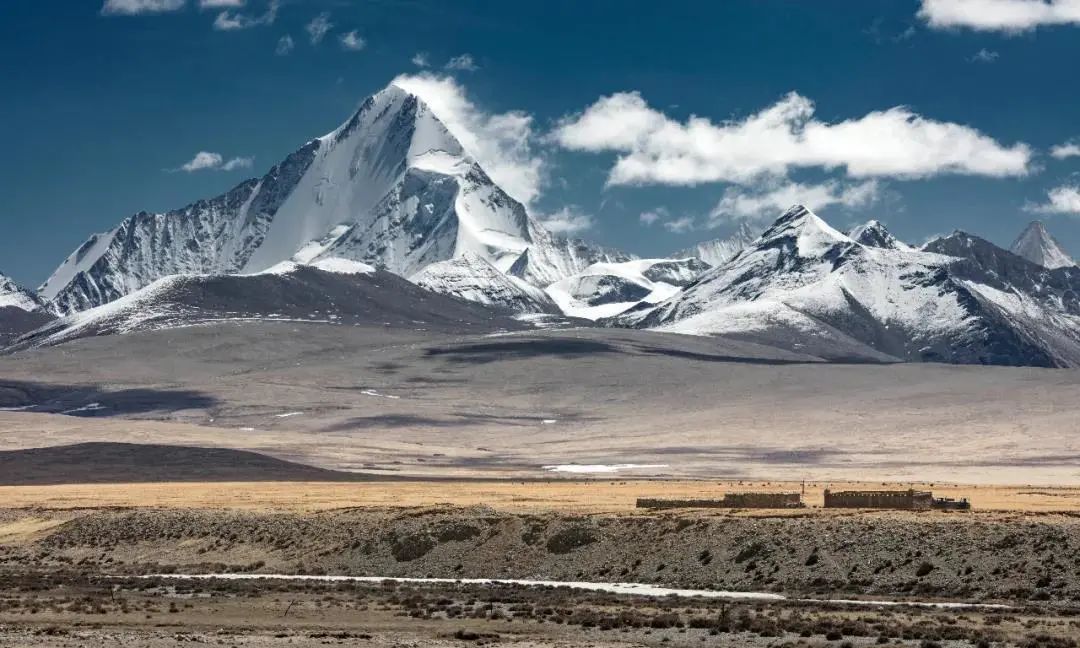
[3,0,1080,286]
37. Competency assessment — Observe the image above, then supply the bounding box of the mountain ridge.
[622,205,1080,367]
[39,83,624,316]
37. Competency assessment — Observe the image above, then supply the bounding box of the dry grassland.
[2,478,1080,514]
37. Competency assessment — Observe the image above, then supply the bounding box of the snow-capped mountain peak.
[675,222,758,266]
[39,81,622,316]
[0,271,54,345]
[757,204,852,257]
[0,272,45,312]
[848,220,909,250]
[1009,220,1075,270]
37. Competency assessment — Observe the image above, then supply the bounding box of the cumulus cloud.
[553,91,1032,187]
[305,12,332,44]
[221,156,254,171]
[708,179,881,225]
[1051,141,1080,159]
[537,206,594,234]
[445,54,479,71]
[412,52,430,67]
[101,0,185,15]
[391,73,545,207]
[662,216,696,233]
[212,0,277,30]
[177,151,252,173]
[639,209,665,226]
[339,30,365,51]
[970,48,1000,62]
[1025,185,1080,214]
[275,34,294,56]
[918,0,1080,32]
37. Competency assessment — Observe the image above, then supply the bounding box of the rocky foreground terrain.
[3,506,1080,647]
[4,506,1080,603]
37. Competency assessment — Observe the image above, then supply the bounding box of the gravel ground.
[8,506,1080,603]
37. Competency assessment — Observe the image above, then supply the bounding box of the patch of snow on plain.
[61,402,107,415]
[542,463,669,474]
[360,389,400,400]
[138,574,1013,610]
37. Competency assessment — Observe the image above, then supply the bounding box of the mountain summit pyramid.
[39,83,624,315]
[1009,220,1075,270]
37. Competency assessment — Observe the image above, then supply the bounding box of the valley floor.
[1,323,1079,485]
[2,479,1080,513]
[2,492,1080,647]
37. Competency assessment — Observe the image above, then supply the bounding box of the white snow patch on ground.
[134,574,1013,610]
[61,402,107,415]
[360,389,400,400]
[274,412,303,418]
[542,463,670,474]
[250,257,375,277]
[309,257,376,275]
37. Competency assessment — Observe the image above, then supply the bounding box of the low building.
[823,488,933,510]
[636,492,804,510]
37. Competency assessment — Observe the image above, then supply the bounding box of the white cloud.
[445,54,479,71]
[970,48,1000,62]
[275,34,294,56]
[339,30,365,51]
[708,179,881,225]
[101,0,185,15]
[180,151,222,172]
[221,156,253,171]
[662,216,696,233]
[553,91,1032,187]
[412,52,430,67]
[391,73,545,207]
[537,206,594,234]
[199,0,243,7]
[918,0,1080,32]
[639,208,666,226]
[212,0,277,30]
[1025,185,1080,214]
[1051,141,1080,159]
[305,12,333,44]
[177,151,252,173]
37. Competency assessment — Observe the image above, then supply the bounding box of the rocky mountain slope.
[410,253,557,314]
[14,258,523,350]
[622,205,1080,367]
[546,258,710,320]
[1009,220,1075,269]
[674,222,757,266]
[0,272,54,345]
[39,83,623,316]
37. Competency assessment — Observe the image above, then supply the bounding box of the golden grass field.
[3,479,1080,514]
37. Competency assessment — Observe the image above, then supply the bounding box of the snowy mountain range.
[38,83,624,316]
[616,206,1080,367]
[6,81,1080,368]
